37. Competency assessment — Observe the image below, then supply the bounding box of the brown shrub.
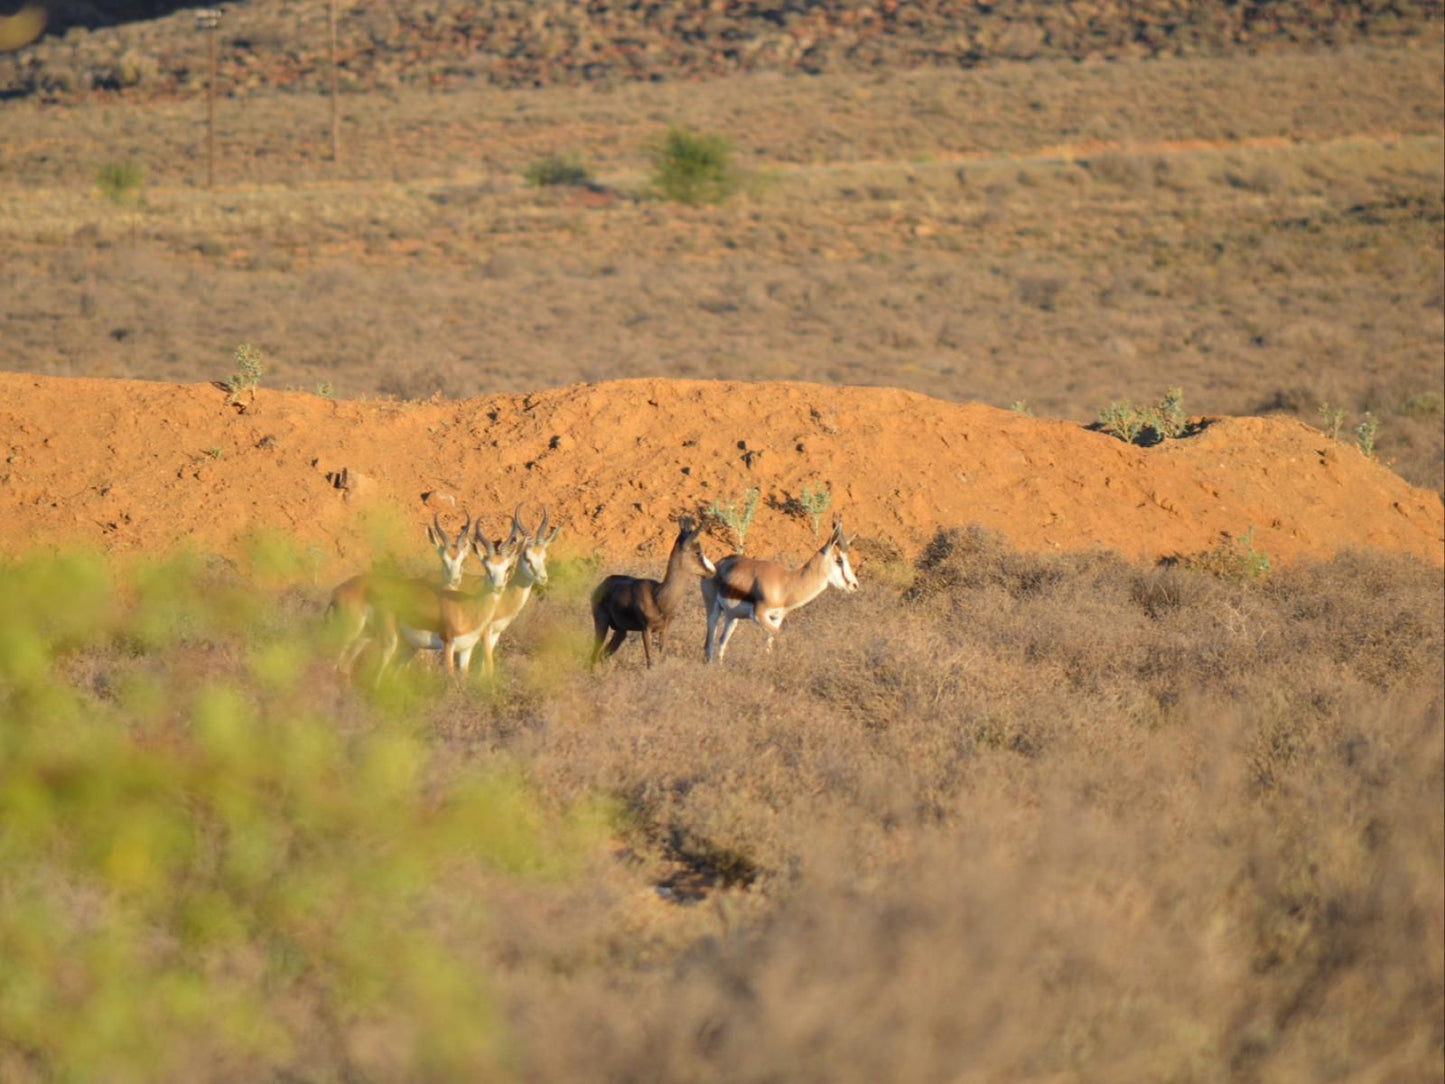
[27,529,1445,1080]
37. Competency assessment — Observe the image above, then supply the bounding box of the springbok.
[590,518,716,669]
[426,510,475,589]
[472,505,561,678]
[701,519,858,663]
[330,514,521,683]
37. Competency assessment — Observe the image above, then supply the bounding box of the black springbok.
[591,518,716,668]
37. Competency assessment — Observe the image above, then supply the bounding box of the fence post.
[195,8,223,189]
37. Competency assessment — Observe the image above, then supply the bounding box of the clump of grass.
[1317,403,1347,441]
[1007,400,1034,416]
[1097,387,1190,446]
[524,153,593,189]
[648,126,738,206]
[96,159,145,205]
[1179,526,1272,581]
[225,342,264,409]
[709,486,760,551]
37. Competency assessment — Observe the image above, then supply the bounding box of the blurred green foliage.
[0,549,612,1080]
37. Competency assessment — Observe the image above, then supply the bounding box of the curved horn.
[472,518,498,557]
[458,508,472,543]
[537,505,551,541]
[505,503,527,549]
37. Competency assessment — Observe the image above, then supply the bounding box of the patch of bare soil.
[1,373,1439,571]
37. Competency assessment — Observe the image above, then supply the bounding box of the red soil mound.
[0,373,1439,574]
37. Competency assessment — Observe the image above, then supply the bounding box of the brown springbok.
[701,519,858,663]
[330,513,522,682]
[472,505,562,678]
[590,518,716,668]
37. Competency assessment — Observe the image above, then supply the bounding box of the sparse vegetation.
[1318,402,1348,442]
[708,486,760,551]
[1355,411,1381,458]
[1179,525,1273,581]
[648,126,738,206]
[225,342,265,408]
[95,158,144,205]
[1097,388,1190,446]
[1098,399,1146,444]
[796,482,832,535]
[524,153,593,189]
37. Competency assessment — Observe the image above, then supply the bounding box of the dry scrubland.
[1,44,1443,491]
[2,12,1444,1081]
[3,534,1442,1080]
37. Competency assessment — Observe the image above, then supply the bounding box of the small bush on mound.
[648,126,738,206]
[1178,526,1273,581]
[1097,387,1190,446]
[708,486,760,551]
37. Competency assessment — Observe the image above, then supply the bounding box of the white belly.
[450,627,484,652]
[401,626,443,650]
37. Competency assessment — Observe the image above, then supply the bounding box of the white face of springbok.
[521,505,562,587]
[501,504,562,589]
[471,525,520,591]
[426,511,473,590]
[825,523,860,592]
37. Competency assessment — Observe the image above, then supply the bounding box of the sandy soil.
[1,372,1438,574]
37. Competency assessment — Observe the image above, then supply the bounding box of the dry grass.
[378,534,1445,1080]
[8,526,1443,1080]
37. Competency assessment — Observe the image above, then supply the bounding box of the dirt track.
[1,372,1439,573]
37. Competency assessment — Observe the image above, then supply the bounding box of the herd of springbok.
[329,505,859,683]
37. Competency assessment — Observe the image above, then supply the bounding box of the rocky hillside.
[3,0,1440,99]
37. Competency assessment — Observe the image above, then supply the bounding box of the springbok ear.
[834,520,851,552]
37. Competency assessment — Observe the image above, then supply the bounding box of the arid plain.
[0,10,1442,1082]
